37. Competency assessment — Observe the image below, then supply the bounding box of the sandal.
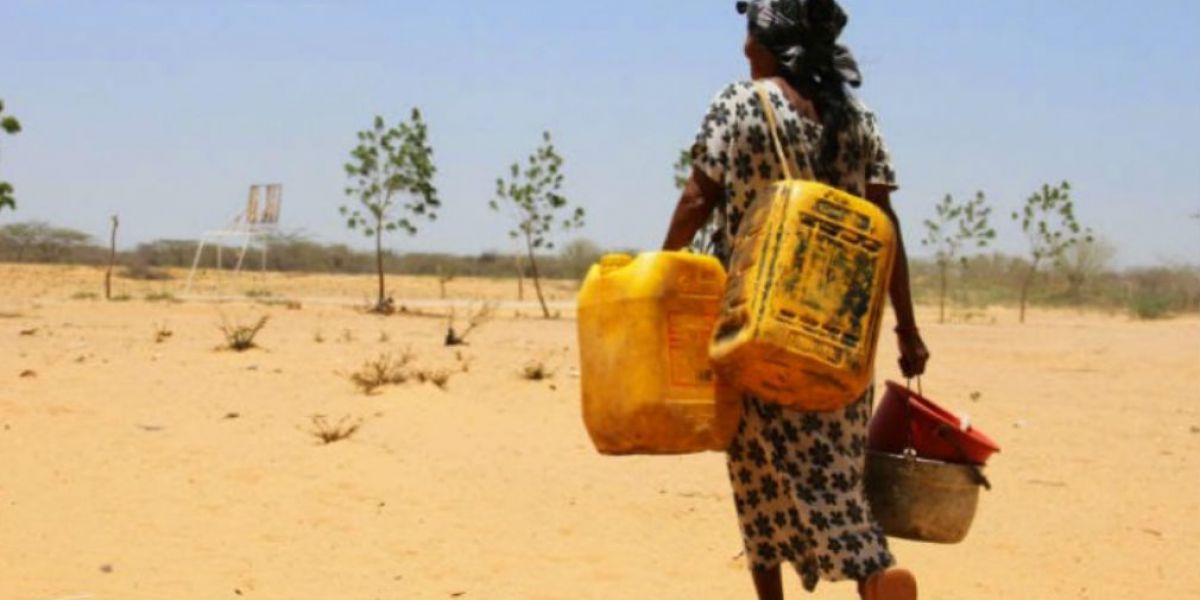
[862,567,917,600]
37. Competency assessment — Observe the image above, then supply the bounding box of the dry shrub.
[1125,267,1198,320]
[219,315,270,351]
[1129,290,1172,320]
[154,322,173,343]
[414,368,453,390]
[445,301,498,346]
[522,360,554,381]
[365,296,396,315]
[145,291,177,303]
[307,415,363,445]
[522,349,568,381]
[71,291,98,301]
[349,350,414,395]
[347,347,456,393]
[121,264,173,281]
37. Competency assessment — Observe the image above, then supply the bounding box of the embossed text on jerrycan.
[709,181,897,411]
[578,252,741,455]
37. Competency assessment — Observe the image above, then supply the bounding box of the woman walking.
[663,1,930,598]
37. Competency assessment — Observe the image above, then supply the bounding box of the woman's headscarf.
[736,0,863,176]
[736,0,862,89]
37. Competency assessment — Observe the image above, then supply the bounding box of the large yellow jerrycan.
[709,181,897,411]
[578,252,741,455]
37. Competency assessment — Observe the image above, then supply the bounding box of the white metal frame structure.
[184,184,283,294]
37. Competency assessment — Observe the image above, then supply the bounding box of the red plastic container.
[868,381,1000,465]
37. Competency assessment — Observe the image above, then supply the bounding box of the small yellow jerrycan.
[577,252,741,455]
[709,181,897,411]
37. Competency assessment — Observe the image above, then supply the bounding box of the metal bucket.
[865,450,987,544]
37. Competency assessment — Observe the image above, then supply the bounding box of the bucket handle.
[902,378,920,458]
[903,378,993,491]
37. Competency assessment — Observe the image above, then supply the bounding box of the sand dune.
[0,263,1196,599]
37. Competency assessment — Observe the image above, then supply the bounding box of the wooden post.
[105,215,119,300]
[437,268,453,300]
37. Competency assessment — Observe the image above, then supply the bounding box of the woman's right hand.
[896,328,929,378]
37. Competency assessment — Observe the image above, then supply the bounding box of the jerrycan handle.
[598,253,634,275]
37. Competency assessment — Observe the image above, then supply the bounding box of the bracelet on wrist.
[894,325,919,335]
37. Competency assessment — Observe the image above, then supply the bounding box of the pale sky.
[1,1,1198,266]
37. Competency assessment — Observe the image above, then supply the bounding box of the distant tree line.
[904,247,1198,320]
[0,221,607,281]
[1,220,1195,318]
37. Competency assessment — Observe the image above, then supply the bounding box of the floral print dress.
[690,79,897,592]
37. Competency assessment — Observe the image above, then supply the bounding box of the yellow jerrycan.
[578,252,741,455]
[707,82,896,411]
[709,181,897,411]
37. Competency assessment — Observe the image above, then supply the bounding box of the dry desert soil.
[0,264,1197,600]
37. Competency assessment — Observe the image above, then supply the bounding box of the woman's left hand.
[896,328,930,378]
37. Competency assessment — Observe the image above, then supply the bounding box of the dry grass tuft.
[348,350,415,394]
[365,296,396,315]
[414,368,453,390]
[522,360,554,381]
[219,315,270,352]
[145,291,177,303]
[154,322,174,343]
[306,415,363,445]
[346,347,459,393]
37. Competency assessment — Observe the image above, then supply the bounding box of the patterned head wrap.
[736,0,863,89]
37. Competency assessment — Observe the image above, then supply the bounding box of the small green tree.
[0,99,21,213]
[1012,181,1092,323]
[673,148,719,254]
[340,110,439,313]
[922,191,996,323]
[491,131,584,318]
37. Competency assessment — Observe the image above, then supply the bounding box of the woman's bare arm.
[866,183,930,377]
[663,167,723,251]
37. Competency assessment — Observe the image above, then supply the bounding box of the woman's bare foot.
[860,567,917,600]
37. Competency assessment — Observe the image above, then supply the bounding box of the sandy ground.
[0,263,1197,600]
